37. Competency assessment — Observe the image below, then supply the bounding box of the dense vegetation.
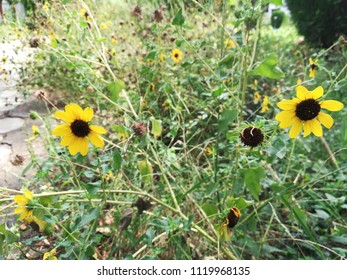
[0,0,346,260]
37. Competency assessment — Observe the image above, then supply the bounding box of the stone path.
[0,40,47,190]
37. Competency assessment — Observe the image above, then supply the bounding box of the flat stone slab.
[0,117,25,134]
[0,144,12,163]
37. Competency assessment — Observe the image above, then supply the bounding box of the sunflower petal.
[303,121,312,137]
[275,110,296,122]
[317,112,334,129]
[24,189,34,200]
[277,100,298,110]
[60,134,75,146]
[310,86,324,100]
[276,111,296,129]
[52,124,72,137]
[296,86,309,100]
[55,111,74,123]
[311,119,323,137]
[80,137,89,156]
[14,207,26,215]
[289,118,302,138]
[32,216,47,232]
[65,104,84,120]
[83,107,94,122]
[320,100,344,111]
[89,131,105,148]
[68,137,80,155]
[14,195,28,206]
[90,125,107,134]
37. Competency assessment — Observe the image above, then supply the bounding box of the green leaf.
[107,80,125,102]
[268,0,283,6]
[315,209,330,219]
[84,181,101,195]
[218,53,235,68]
[235,197,254,210]
[172,8,185,26]
[83,170,95,178]
[137,160,153,183]
[202,203,218,217]
[112,125,130,140]
[0,224,17,243]
[146,51,156,60]
[112,149,122,171]
[241,167,265,200]
[76,208,100,229]
[250,54,285,79]
[218,109,237,132]
[150,118,162,138]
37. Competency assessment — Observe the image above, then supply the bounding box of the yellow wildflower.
[276,85,344,138]
[52,104,107,156]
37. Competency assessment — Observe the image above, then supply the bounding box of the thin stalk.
[282,138,296,183]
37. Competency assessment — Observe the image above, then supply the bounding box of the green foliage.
[286,0,347,47]
[250,54,285,79]
[0,0,346,261]
[271,9,285,29]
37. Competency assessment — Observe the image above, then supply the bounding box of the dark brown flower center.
[240,127,264,147]
[310,64,317,70]
[295,99,320,121]
[71,120,90,137]
[174,53,179,58]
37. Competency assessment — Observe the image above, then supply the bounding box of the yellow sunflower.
[14,190,46,232]
[224,38,236,49]
[43,249,58,260]
[14,189,34,221]
[52,104,106,156]
[261,95,270,113]
[253,91,261,104]
[171,48,182,63]
[309,57,318,78]
[275,85,344,138]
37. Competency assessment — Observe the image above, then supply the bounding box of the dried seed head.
[34,89,47,100]
[132,122,147,136]
[153,9,164,22]
[131,5,142,18]
[240,127,264,147]
[132,197,152,214]
[87,85,94,93]
[10,154,25,166]
[29,36,40,48]
[118,208,133,231]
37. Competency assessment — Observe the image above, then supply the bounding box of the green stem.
[283,138,296,183]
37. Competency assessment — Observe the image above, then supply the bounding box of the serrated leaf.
[250,54,284,79]
[218,109,237,132]
[137,160,153,183]
[113,149,122,171]
[172,8,185,26]
[150,118,162,138]
[241,167,265,200]
[107,80,125,102]
[76,208,100,229]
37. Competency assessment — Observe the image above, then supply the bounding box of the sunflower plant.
[276,85,344,138]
